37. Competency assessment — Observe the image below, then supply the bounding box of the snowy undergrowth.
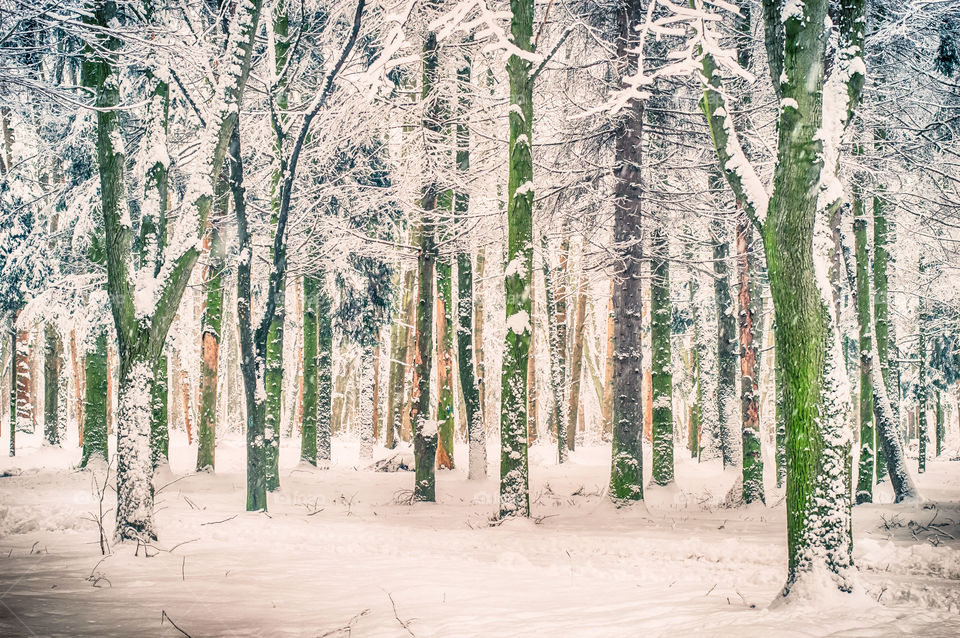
[1,432,959,636]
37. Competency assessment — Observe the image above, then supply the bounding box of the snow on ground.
[1,432,959,637]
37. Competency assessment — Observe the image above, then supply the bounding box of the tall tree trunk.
[713,212,738,469]
[87,0,263,540]
[454,52,485,480]
[761,0,855,593]
[233,126,267,511]
[301,276,319,465]
[317,279,333,463]
[688,263,701,459]
[412,2,443,501]
[499,0,534,518]
[263,0,293,492]
[651,226,674,486]
[854,201,874,503]
[44,324,62,446]
[546,238,568,463]
[917,285,927,474]
[609,0,645,503]
[873,131,891,481]
[737,215,763,503]
[197,175,227,472]
[386,267,414,448]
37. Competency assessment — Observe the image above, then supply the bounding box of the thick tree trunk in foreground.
[499,0,534,518]
[762,0,856,594]
[609,0,645,503]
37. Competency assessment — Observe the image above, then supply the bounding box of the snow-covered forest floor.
[1,435,959,637]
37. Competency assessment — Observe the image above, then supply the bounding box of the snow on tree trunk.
[81,330,108,468]
[854,204,874,503]
[737,215,763,504]
[650,225,673,486]
[411,2,444,502]
[43,323,61,446]
[454,55,485,480]
[542,234,568,465]
[712,213,739,470]
[567,278,586,452]
[317,281,333,464]
[115,360,158,541]
[499,0,534,519]
[608,0,645,504]
[197,213,224,472]
[301,276,319,465]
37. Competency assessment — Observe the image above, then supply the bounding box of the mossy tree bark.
[197,176,227,472]
[81,331,109,467]
[88,0,263,540]
[699,0,868,594]
[301,276,319,465]
[609,0,645,503]
[499,0,534,518]
[650,226,673,486]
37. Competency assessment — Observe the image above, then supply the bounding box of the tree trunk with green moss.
[651,226,673,486]
[44,324,62,446]
[197,178,227,472]
[82,330,108,467]
[263,2,293,492]
[873,136,891,482]
[301,276,319,465]
[499,0,534,518]
[412,3,442,502]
